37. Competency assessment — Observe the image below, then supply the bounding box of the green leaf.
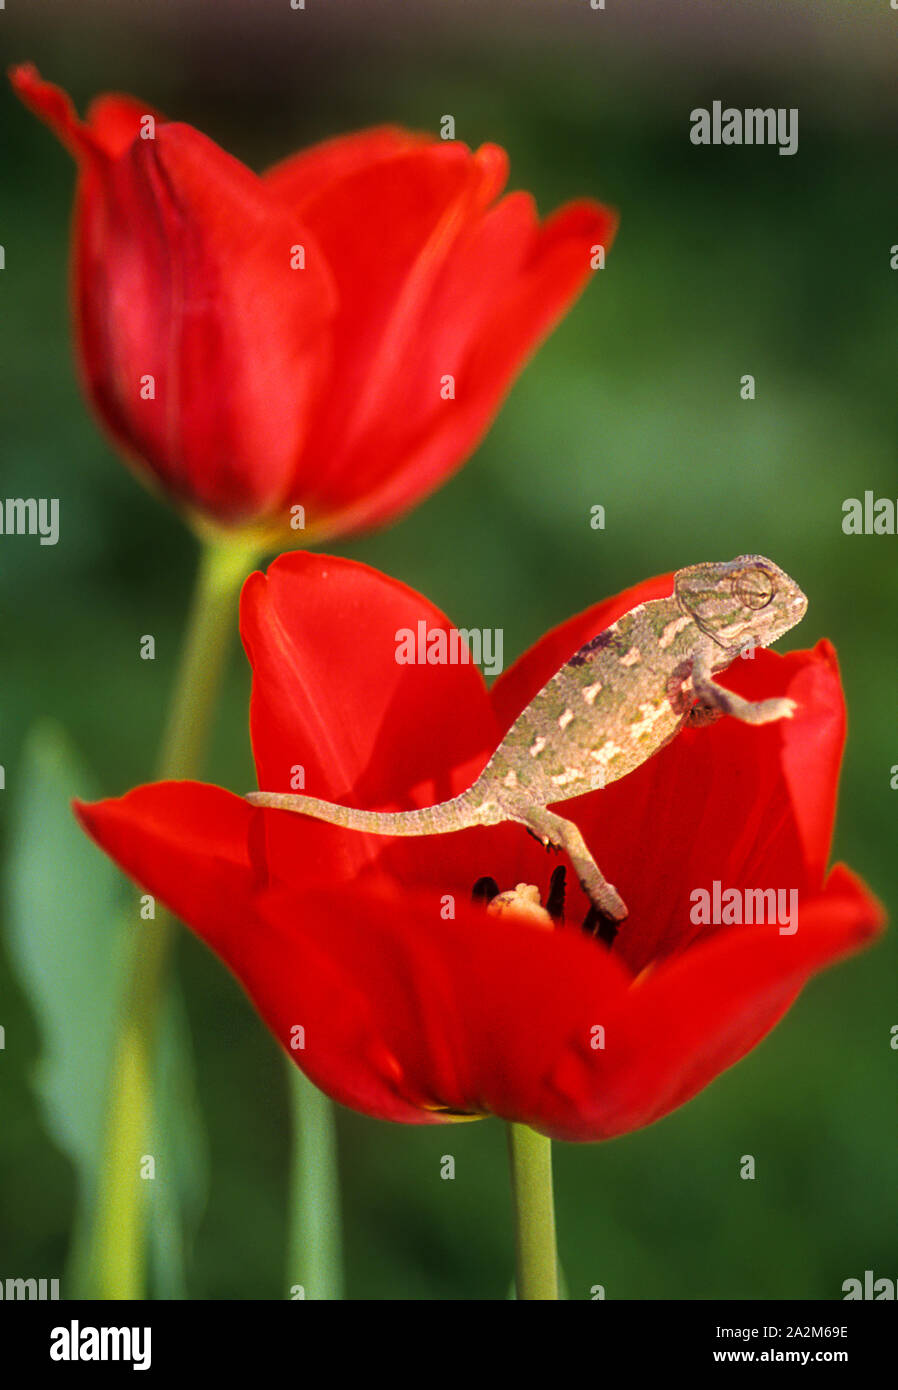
[4,721,208,1297]
[147,982,209,1299]
[5,722,128,1292]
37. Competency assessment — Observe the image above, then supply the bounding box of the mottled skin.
[248,557,807,924]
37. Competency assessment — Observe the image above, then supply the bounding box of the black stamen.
[471,875,500,906]
[582,903,619,949]
[546,865,566,923]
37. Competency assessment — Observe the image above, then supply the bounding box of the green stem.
[285,1063,344,1300]
[87,534,260,1299]
[506,1123,559,1300]
[156,537,261,781]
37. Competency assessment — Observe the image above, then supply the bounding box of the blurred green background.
[1,0,896,1299]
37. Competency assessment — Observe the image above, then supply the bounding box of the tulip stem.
[156,536,262,781]
[87,533,261,1300]
[285,1063,344,1300]
[506,1123,559,1300]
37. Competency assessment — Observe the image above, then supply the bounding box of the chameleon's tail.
[245,788,476,836]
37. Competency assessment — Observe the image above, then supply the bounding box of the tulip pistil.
[471,865,617,945]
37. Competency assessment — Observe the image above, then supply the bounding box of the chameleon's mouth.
[471,867,618,947]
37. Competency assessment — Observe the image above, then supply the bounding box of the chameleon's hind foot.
[515,805,629,924]
[580,875,628,923]
[524,826,560,852]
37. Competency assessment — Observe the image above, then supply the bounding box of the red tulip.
[76,555,882,1140]
[11,64,617,541]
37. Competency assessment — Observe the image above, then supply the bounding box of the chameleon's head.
[674,556,807,652]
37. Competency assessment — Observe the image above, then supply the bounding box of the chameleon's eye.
[733,567,775,610]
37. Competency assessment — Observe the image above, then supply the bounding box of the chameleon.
[247,556,807,928]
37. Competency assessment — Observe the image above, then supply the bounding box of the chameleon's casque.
[674,555,807,652]
[249,556,807,927]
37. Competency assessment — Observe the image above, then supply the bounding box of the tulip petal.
[491,571,675,735]
[491,584,847,973]
[561,643,846,973]
[545,864,883,1140]
[277,142,507,520]
[303,186,539,516]
[307,197,619,537]
[242,551,499,798]
[76,781,881,1140]
[73,122,337,521]
[264,125,428,202]
[75,787,621,1126]
[240,552,506,884]
[74,554,883,1145]
[14,66,619,541]
[760,639,844,886]
[11,62,160,163]
[75,782,266,939]
[243,884,635,1126]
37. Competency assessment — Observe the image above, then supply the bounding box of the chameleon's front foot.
[733,694,797,726]
[696,687,798,727]
[691,644,798,726]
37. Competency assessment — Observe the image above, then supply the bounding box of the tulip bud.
[12,64,618,545]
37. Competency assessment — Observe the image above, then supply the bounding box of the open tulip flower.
[11,64,617,544]
[77,554,882,1142]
